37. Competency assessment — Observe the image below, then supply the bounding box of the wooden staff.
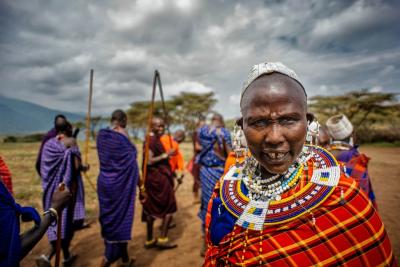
[83,69,96,192]
[55,183,65,267]
[156,71,173,148]
[142,70,158,184]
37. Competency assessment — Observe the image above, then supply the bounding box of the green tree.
[127,92,217,134]
[309,90,400,143]
[169,92,217,132]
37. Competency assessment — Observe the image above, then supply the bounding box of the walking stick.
[83,69,96,192]
[55,183,65,267]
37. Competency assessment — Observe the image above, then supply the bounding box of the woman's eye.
[280,118,297,125]
[252,120,267,127]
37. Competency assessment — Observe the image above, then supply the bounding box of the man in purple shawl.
[35,114,67,176]
[97,110,139,267]
[36,120,87,267]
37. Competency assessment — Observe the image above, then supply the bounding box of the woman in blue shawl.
[197,113,231,255]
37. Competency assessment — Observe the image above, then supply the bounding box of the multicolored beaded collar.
[220,145,340,230]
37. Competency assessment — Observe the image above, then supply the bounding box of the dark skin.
[15,184,71,260]
[144,117,176,246]
[318,127,331,148]
[240,73,308,176]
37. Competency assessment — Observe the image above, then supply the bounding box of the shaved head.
[240,73,307,116]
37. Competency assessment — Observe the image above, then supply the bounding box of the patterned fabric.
[337,146,377,207]
[104,241,127,263]
[97,129,139,242]
[204,151,396,266]
[0,156,13,195]
[198,126,231,229]
[35,128,57,176]
[40,137,85,242]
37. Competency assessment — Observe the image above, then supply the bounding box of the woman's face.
[240,73,307,175]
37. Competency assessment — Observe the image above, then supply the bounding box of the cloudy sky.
[1,0,399,119]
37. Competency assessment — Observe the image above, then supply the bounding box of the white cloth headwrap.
[325,114,354,140]
[240,62,305,106]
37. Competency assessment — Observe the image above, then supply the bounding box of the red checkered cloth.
[204,170,396,266]
[0,156,13,195]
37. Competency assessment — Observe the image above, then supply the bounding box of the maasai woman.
[326,114,377,208]
[198,113,231,255]
[204,62,396,266]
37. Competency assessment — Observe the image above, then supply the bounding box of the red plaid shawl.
[0,156,13,195]
[204,168,396,266]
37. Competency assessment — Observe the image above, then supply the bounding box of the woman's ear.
[236,118,243,129]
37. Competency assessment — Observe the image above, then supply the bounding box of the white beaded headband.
[240,61,306,106]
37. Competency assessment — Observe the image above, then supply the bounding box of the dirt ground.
[1,143,398,266]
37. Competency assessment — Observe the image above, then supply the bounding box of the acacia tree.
[127,91,217,136]
[309,90,400,142]
[169,92,217,132]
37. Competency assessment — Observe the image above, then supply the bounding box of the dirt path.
[15,146,400,266]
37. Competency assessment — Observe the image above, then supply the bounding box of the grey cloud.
[0,0,399,118]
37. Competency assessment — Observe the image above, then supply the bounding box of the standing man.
[142,117,178,250]
[97,109,139,267]
[37,120,87,267]
[326,114,377,208]
[35,114,67,176]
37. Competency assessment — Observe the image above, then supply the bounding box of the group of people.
[0,61,397,267]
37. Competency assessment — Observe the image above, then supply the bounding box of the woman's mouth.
[263,151,289,163]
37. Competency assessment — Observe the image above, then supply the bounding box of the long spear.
[83,69,96,192]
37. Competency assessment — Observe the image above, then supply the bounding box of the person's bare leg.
[146,216,154,241]
[160,214,173,238]
[121,243,129,263]
[144,216,156,249]
[157,214,177,249]
[45,241,56,259]
[100,258,111,267]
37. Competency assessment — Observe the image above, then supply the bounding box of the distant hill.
[0,96,84,135]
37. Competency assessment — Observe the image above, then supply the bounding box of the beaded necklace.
[242,153,305,202]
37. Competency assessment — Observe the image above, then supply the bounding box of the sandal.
[119,258,135,267]
[63,254,77,267]
[144,238,157,249]
[35,255,51,267]
[156,237,178,250]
